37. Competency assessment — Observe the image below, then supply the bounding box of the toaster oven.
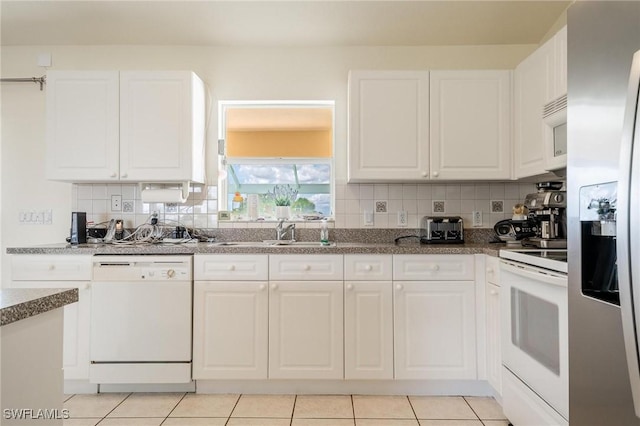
[420,216,464,243]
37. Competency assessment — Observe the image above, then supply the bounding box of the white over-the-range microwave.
[543,94,568,171]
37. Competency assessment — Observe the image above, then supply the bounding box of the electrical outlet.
[397,210,408,227]
[363,210,374,227]
[111,195,122,211]
[472,210,483,227]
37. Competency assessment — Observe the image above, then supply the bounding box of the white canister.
[247,194,259,220]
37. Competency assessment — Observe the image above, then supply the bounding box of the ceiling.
[1,1,570,47]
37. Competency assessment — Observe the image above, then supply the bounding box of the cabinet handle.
[48,265,55,271]
[259,284,266,291]
[303,265,311,271]
[121,173,128,178]
[228,265,236,271]
[110,172,117,178]
[431,264,440,271]
[490,289,499,296]
[364,265,372,271]
[486,267,494,274]
[396,284,403,291]
[82,283,90,290]
[347,284,354,291]
[433,171,439,177]
[421,171,428,178]
[271,283,278,290]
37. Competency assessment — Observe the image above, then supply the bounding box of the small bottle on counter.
[320,219,330,245]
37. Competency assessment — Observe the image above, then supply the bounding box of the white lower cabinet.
[393,255,476,380]
[193,255,269,380]
[344,254,394,379]
[9,255,93,386]
[192,281,268,379]
[269,280,344,379]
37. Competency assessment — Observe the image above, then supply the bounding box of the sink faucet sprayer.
[276,220,296,241]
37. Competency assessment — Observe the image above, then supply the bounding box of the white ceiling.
[1,1,570,47]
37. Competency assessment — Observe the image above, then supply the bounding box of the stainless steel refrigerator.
[568,2,640,425]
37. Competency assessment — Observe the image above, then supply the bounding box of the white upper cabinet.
[514,26,567,178]
[46,70,205,183]
[348,70,430,182]
[430,70,512,180]
[46,71,120,181]
[348,69,512,182]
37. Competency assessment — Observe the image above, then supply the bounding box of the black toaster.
[420,216,464,243]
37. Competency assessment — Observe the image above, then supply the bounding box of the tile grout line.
[159,392,189,425]
[225,393,243,426]
[94,392,133,425]
[462,396,483,422]
[290,394,297,426]
[406,394,420,422]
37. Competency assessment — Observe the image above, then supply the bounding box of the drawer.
[11,255,93,281]
[269,255,343,281]
[194,255,268,281]
[393,255,474,281]
[344,255,392,281]
[485,255,500,286]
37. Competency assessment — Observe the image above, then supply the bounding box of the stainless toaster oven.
[420,216,464,243]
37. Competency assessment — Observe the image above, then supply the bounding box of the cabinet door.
[46,71,120,181]
[120,71,204,182]
[348,70,430,182]
[554,26,567,99]
[514,41,555,179]
[486,282,502,395]
[193,281,268,380]
[269,281,343,379]
[430,70,512,180]
[344,281,393,379]
[394,281,476,380]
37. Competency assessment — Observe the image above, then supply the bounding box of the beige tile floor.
[63,393,509,426]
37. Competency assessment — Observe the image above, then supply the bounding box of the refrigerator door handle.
[618,49,640,418]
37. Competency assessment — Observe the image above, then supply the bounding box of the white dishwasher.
[90,255,192,384]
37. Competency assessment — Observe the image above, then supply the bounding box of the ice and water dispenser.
[580,182,619,304]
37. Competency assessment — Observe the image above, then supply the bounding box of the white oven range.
[499,248,568,426]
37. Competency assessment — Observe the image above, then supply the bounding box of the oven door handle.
[500,260,567,287]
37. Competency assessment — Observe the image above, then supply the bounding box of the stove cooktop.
[499,248,568,273]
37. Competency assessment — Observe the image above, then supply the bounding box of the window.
[218,101,334,220]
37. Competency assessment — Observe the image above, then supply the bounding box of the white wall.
[1,43,536,283]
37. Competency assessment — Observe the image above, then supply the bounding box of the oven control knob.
[553,193,565,203]
[167,269,175,278]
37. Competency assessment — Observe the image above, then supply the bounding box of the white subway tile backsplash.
[417,184,432,200]
[374,184,389,200]
[360,184,374,199]
[73,180,541,231]
[389,184,404,200]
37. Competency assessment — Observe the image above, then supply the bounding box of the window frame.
[218,100,336,219]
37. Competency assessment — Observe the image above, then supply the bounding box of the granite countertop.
[6,241,503,257]
[1,288,79,326]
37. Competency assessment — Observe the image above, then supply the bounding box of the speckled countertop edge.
[1,288,79,327]
[6,242,502,257]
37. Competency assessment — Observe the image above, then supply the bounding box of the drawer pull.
[490,289,499,296]
[486,267,494,274]
[346,284,354,291]
[259,284,266,291]
[110,172,117,178]
[396,284,403,291]
[228,265,236,271]
[271,283,279,290]
[82,283,90,290]
[48,265,55,271]
[364,265,372,271]
[431,264,440,271]
[303,265,311,271]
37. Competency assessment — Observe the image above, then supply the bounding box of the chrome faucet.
[276,220,296,241]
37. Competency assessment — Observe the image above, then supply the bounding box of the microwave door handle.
[618,48,640,419]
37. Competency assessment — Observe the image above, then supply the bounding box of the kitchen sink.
[211,241,335,247]
[263,240,336,247]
